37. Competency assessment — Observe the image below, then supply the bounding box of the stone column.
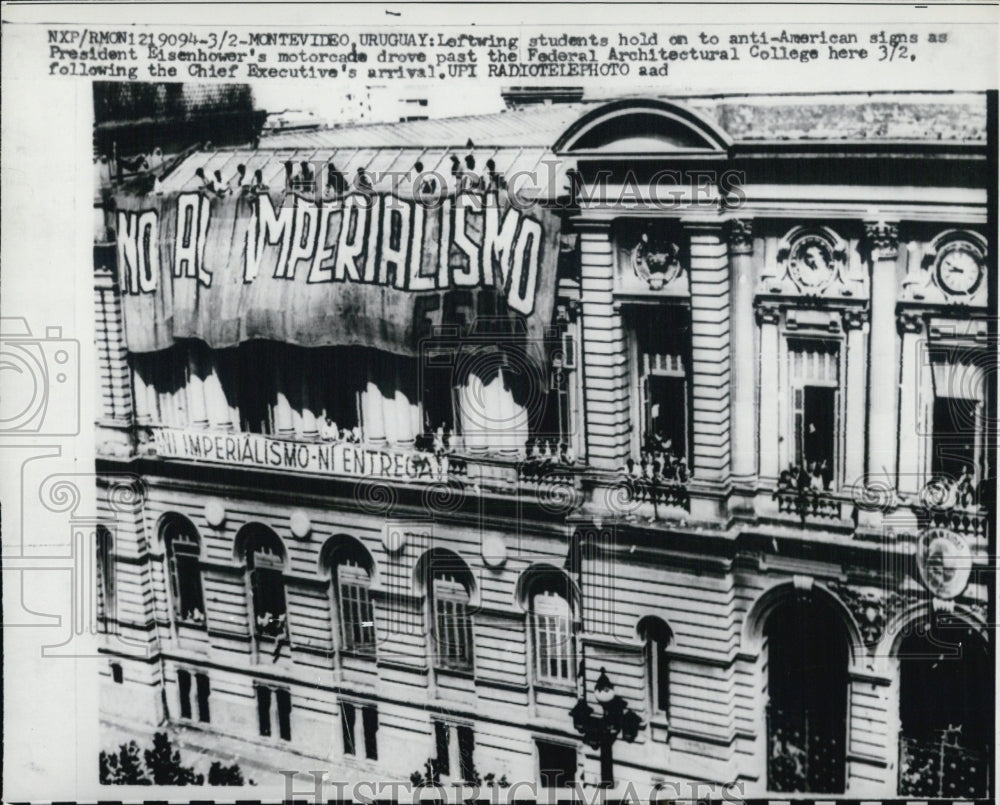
[756,303,782,484]
[842,309,869,489]
[578,221,630,471]
[728,219,756,486]
[896,310,925,497]
[864,221,900,488]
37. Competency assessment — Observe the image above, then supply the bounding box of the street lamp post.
[569,667,643,788]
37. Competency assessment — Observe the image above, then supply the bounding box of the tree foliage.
[100,731,248,786]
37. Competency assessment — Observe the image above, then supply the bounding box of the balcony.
[916,474,989,541]
[770,466,848,525]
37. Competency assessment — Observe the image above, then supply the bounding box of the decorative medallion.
[916,528,973,600]
[289,509,311,539]
[788,234,837,291]
[631,230,683,290]
[204,497,226,527]
[481,534,507,569]
[761,226,859,299]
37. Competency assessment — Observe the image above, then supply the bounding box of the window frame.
[924,346,988,486]
[431,572,475,673]
[532,589,576,687]
[95,525,115,629]
[627,305,693,465]
[243,530,289,642]
[780,334,845,490]
[163,517,206,627]
[535,738,578,789]
[433,720,476,784]
[340,699,378,761]
[256,683,291,741]
[335,560,376,656]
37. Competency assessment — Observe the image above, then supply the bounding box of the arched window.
[417,550,475,672]
[637,616,671,720]
[897,619,989,798]
[764,597,848,794]
[161,515,205,624]
[241,525,287,639]
[95,525,115,627]
[322,537,376,656]
[519,569,578,686]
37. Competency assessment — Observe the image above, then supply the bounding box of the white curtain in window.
[459,369,528,454]
[362,355,419,446]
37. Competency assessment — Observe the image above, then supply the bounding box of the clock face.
[789,236,836,290]
[936,243,984,296]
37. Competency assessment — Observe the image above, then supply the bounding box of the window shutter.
[362,705,379,760]
[177,670,192,719]
[434,721,450,776]
[256,686,271,737]
[275,688,291,741]
[457,725,475,781]
[341,702,356,755]
[196,673,211,723]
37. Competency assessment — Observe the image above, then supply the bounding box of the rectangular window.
[434,721,451,777]
[341,701,357,755]
[171,541,204,621]
[256,685,272,737]
[457,725,475,782]
[275,688,292,741]
[250,547,287,638]
[338,564,375,654]
[177,669,192,719]
[653,641,669,715]
[362,705,379,760]
[96,526,115,628]
[195,673,211,723]
[788,339,840,489]
[634,312,690,464]
[537,740,576,788]
[433,575,474,672]
[434,721,476,782]
[932,397,980,480]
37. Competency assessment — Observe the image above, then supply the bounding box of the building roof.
[258,92,987,150]
[138,92,987,196]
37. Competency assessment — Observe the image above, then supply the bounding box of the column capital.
[863,220,900,260]
[754,301,781,326]
[728,218,754,255]
[897,309,925,334]
[842,308,869,331]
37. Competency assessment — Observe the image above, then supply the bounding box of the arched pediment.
[554,98,732,155]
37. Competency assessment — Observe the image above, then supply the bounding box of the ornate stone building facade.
[94,92,993,797]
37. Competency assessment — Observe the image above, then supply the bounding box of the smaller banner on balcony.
[152,427,448,482]
[114,184,562,369]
